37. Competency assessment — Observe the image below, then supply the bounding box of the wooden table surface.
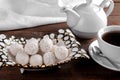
[0,0,120,80]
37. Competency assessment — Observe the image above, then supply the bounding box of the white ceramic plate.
[89,40,120,71]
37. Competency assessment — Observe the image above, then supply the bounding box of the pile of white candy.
[0,29,88,68]
[7,35,70,67]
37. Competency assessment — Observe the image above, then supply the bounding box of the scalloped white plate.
[0,29,89,71]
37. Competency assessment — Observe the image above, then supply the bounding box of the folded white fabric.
[58,0,110,8]
[0,0,107,31]
[0,0,66,30]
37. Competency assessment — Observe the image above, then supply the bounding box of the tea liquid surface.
[102,31,120,47]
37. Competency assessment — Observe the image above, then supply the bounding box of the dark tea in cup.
[102,31,120,47]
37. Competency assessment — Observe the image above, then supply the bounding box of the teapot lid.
[73,3,100,14]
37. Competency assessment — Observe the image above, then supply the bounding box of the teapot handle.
[100,0,114,17]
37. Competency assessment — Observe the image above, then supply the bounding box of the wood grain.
[110,3,120,16]
[108,16,120,25]
[114,0,120,3]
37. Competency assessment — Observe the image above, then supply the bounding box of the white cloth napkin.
[0,0,106,31]
[0,0,66,31]
[58,0,110,8]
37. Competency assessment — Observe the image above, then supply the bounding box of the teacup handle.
[100,0,114,17]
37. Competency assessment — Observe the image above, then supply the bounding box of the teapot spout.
[63,7,80,28]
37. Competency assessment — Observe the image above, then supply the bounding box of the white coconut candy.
[24,38,39,55]
[54,46,68,60]
[43,52,56,66]
[39,35,53,53]
[8,42,23,56]
[29,54,43,66]
[15,50,29,66]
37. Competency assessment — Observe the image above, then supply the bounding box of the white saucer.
[89,40,120,71]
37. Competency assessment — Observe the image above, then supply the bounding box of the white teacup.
[98,26,120,64]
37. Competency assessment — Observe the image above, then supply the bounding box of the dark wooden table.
[0,0,120,80]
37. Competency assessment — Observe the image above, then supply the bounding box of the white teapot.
[60,0,114,38]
